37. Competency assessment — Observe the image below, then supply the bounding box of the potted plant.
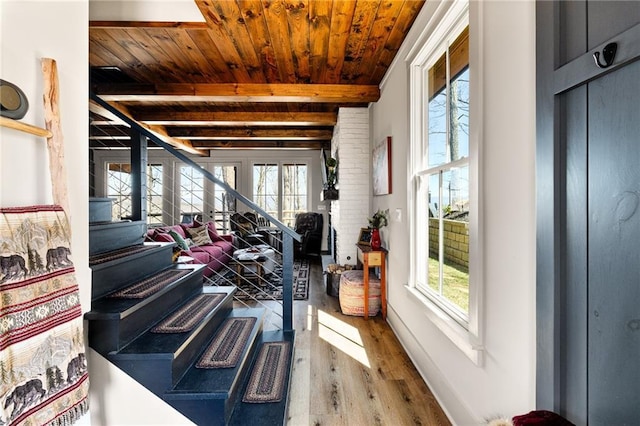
[368,209,389,250]
[323,157,339,200]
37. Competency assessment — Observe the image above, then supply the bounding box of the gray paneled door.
[537,2,640,425]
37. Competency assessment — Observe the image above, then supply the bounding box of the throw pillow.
[187,225,213,246]
[169,229,190,251]
[205,221,223,242]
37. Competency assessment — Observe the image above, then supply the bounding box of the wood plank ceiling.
[89,0,425,154]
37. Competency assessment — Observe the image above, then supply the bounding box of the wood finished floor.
[274,259,451,426]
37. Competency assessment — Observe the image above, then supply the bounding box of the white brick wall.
[331,107,371,265]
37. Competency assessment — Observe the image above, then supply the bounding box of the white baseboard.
[386,306,478,426]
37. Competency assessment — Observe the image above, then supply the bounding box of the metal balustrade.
[89,93,300,331]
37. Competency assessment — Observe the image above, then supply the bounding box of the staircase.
[84,198,294,425]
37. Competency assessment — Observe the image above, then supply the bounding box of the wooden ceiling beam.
[191,140,331,150]
[91,99,208,156]
[93,83,380,103]
[90,21,209,29]
[170,127,333,140]
[136,111,338,126]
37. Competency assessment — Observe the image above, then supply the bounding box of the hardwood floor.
[284,259,451,426]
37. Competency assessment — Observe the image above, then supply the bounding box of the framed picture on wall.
[357,228,372,246]
[373,136,392,195]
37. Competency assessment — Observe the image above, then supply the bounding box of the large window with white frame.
[253,162,308,227]
[106,162,163,224]
[410,1,481,362]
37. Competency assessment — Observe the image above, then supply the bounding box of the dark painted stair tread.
[228,330,295,426]
[166,308,266,396]
[89,242,174,270]
[85,264,208,319]
[114,288,243,357]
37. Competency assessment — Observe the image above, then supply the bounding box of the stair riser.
[166,399,226,426]
[90,245,174,300]
[164,313,265,425]
[171,305,233,385]
[87,272,204,354]
[108,303,234,396]
[89,221,146,255]
[89,197,113,223]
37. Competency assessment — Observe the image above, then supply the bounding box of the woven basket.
[339,269,381,317]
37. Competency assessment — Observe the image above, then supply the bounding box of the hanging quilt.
[0,205,89,426]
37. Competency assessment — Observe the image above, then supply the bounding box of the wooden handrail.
[0,116,52,138]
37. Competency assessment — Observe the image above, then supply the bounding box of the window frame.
[407,0,484,365]
[251,161,310,227]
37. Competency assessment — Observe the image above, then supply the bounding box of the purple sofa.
[145,221,234,278]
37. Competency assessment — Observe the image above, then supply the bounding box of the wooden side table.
[356,244,387,320]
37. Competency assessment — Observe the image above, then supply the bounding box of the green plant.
[368,209,389,229]
[326,157,338,188]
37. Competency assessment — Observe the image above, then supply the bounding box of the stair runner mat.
[196,317,257,369]
[242,341,291,403]
[89,245,156,266]
[151,293,226,333]
[107,269,191,299]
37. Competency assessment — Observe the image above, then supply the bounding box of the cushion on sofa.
[169,229,190,250]
[182,221,224,242]
[186,225,213,245]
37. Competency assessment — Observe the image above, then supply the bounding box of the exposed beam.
[90,140,330,150]
[93,83,380,103]
[136,111,338,127]
[90,21,209,29]
[91,99,208,156]
[191,140,331,150]
[168,128,333,140]
[89,100,127,125]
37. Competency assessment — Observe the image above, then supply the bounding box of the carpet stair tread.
[228,330,295,426]
[167,308,266,396]
[114,287,241,357]
[85,264,207,319]
[89,242,173,271]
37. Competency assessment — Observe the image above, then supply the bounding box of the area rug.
[208,258,310,301]
[89,244,156,266]
[152,293,226,333]
[108,269,190,299]
[196,317,257,369]
[242,341,291,403]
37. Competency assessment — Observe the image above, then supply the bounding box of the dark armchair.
[230,212,266,247]
[293,212,323,259]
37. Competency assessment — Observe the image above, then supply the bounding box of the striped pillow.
[187,225,213,246]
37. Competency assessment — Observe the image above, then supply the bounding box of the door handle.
[593,42,617,69]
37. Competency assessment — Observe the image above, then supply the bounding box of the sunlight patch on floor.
[317,309,370,368]
[307,304,314,331]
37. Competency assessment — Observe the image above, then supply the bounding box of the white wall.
[0,2,194,424]
[370,1,537,424]
[331,108,371,264]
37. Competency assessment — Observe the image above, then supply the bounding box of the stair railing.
[90,93,301,332]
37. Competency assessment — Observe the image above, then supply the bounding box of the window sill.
[405,285,484,366]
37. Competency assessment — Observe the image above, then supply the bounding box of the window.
[253,163,278,216]
[147,164,163,225]
[107,162,163,224]
[281,163,308,227]
[409,2,481,363]
[253,162,308,227]
[212,165,237,233]
[107,163,132,220]
[180,165,204,223]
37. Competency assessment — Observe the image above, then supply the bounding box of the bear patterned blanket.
[0,205,89,425]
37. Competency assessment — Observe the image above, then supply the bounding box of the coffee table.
[232,245,276,286]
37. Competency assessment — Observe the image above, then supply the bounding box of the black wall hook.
[593,42,617,69]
